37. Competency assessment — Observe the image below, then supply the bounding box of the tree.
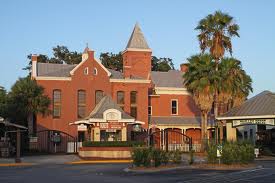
[196,11,240,142]
[100,52,175,72]
[24,45,82,71]
[100,52,123,72]
[151,56,175,72]
[183,54,217,148]
[0,86,7,118]
[8,77,51,135]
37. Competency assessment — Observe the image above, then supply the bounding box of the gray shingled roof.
[149,116,214,126]
[37,63,76,77]
[219,91,275,118]
[86,95,134,120]
[126,23,150,50]
[151,70,185,88]
[108,69,124,79]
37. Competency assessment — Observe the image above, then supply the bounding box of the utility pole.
[15,129,21,163]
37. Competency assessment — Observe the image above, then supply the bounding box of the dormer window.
[93,68,98,75]
[84,67,89,75]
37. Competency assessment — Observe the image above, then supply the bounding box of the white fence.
[67,142,82,153]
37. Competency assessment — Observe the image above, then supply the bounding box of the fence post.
[189,137,192,152]
[165,129,168,152]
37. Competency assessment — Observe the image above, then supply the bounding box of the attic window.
[93,68,98,75]
[84,67,89,75]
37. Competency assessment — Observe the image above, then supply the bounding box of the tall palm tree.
[183,54,217,148]
[196,11,240,142]
[9,77,51,135]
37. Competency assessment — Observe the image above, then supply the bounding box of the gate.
[149,129,193,152]
[29,130,77,154]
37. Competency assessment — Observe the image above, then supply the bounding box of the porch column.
[94,127,100,141]
[122,127,127,141]
[226,121,236,141]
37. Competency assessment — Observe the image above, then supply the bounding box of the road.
[0,160,274,183]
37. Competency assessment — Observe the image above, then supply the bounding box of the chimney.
[180,63,188,72]
[31,54,38,78]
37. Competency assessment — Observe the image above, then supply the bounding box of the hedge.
[82,141,145,147]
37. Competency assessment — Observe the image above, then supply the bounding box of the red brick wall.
[150,94,200,117]
[122,51,151,79]
[36,55,111,137]
[111,82,150,129]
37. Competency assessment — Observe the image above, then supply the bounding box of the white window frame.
[93,68,98,75]
[148,106,152,116]
[171,99,178,115]
[84,67,89,75]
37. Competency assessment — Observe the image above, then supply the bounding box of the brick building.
[31,23,214,145]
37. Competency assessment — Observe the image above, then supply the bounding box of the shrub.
[160,150,170,165]
[131,147,152,167]
[207,142,217,164]
[170,149,182,164]
[152,148,162,167]
[219,141,254,165]
[83,141,145,147]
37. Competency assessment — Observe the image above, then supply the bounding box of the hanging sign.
[100,122,122,129]
[232,119,275,127]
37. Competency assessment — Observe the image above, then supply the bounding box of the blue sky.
[0,0,275,96]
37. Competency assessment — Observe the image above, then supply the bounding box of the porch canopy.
[70,95,144,126]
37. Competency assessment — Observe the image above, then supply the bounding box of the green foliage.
[170,149,182,164]
[100,52,123,72]
[151,148,162,167]
[100,52,174,72]
[0,86,7,118]
[207,142,218,164]
[151,56,175,71]
[207,141,255,165]
[82,141,145,147]
[160,150,170,165]
[24,45,82,71]
[131,147,151,167]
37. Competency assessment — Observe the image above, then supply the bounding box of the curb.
[124,166,189,173]
[67,160,133,165]
[0,163,35,167]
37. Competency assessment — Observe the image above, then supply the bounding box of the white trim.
[35,77,71,81]
[122,48,152,54]
[89,118,135,123]
[148,106,152,116]
[70,57,88,75]
[32,61,37,78]
[69,56,111,77]
[94,58,111,77]
[171,99,178,115]
[110,78,151,83]
[217,115,275,120]
[154,87,190,95]
[84,67,89,75]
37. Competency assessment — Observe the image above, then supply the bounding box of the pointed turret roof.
[126,23,151,50]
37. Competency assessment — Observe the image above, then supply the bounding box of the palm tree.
[9,77,51,135]
[183,54,217,148]
[196,11,240,142]
[196,11,240,66]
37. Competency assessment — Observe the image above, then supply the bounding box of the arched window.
[130,91,137,118]
[117,91,125,110]
[53,90,61,118]
[78,90,86,118]
[95,90,104,105]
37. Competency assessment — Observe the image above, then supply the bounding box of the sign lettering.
[232,119,275,127]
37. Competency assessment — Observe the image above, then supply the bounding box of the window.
[171,99,178,115]
[249,129,253,140]
[93,68,98,75]
[130,91,137,118]
[148,106,152,116]
[53,90,61,118]
[244,131,248,140]
[95,90,104,105]
[117,91,125,110]
[77,90,86,118]
[84,67,89,75]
